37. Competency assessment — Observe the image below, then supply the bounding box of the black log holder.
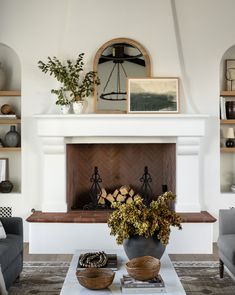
[139,166,154,206]
[83,166,105,210]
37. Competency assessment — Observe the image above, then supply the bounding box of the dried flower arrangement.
[107,192,182,245]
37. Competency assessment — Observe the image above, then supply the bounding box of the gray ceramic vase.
[123,236,166,260]
[4,125,20,147]
[0,180,13,193]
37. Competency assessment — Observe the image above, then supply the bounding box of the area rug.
[7,261,235,295]
[174,261,235,295]
[8,262,69,295]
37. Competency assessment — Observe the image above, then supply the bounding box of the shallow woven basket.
[125,255,161,281]
[76,268,115,290]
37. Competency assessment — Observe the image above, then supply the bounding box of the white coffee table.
[60,249,186,295]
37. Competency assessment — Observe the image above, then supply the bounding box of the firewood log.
[106,193,115,203]
[117,194,126,202]
[126,197,133,204]
[98,196,105,205]
[100,188,107,198]
[129,189,135,197]
[120,185,130,195]
[113,189,119,198]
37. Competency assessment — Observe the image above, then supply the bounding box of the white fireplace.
[28,113,214,254]
[35,113,208,213]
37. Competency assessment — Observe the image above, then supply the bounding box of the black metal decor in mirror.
[93,38,151,113]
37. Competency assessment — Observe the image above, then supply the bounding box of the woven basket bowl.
[125,255,161,281]
[76,268,115,290]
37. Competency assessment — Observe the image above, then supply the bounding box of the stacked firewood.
[97,185,142,206]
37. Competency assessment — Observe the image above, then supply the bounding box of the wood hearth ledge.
[26,211,216,223]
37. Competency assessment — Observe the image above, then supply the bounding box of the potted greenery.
[107,192,182,259]
[38,53,100,114]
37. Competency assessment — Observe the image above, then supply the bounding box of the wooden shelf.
[0,119,21,124]
[0,147,21,152]
[221,119,235,124]
[0,90,21,96]
[220,91,235,97]
[221,147,235,153]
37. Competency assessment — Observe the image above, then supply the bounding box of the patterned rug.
[174,261,235,295]
[7,261,235,295]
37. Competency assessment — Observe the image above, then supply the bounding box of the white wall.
[0,0,235,243]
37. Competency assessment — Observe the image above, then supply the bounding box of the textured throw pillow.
[0,221,6,239]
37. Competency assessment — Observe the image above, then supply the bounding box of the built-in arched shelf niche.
[220,44,235,194]
[0,43,21,194]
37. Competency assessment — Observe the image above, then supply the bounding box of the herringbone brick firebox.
[66,143,176,210]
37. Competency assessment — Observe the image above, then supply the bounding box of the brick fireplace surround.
[27,114,216,254]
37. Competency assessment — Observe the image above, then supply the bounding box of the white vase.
[72,101,84,114]
[60,104,70,114]
[0,63,6,90]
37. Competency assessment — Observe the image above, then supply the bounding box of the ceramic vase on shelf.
[60,104,70,115]
[72,101,84,114]
[4,125,20,147]
[0,180,13,193]
[0,62,6,90]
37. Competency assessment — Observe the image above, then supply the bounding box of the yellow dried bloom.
[107,192,182,245]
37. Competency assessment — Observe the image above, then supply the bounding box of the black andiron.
[139,166,154,206]
[83,166,103,210]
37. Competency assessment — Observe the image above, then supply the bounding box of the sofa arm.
[0,217,23,237]
[219,208,235,235]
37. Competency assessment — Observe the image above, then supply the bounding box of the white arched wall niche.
[0,43,21,194]
[0,43,21,90]
[220,45,235,92]
[220,44,235,193]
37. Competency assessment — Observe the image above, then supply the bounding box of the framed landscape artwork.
[127,77,179,113]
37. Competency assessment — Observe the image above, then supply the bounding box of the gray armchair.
[218,209,235,278]
[0,217,23,289]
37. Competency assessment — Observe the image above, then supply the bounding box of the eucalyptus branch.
[38,53,100,105]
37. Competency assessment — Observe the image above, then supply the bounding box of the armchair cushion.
[0,234,23,272]
[218,234,235,265]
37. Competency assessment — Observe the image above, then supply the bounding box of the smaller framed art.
[127,77,179,113]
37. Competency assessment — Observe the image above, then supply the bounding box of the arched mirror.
[93,38,151,113]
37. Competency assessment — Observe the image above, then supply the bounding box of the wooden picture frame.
[226,59,235,91]
[127,77,179,113]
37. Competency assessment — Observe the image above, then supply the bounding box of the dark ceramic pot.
[0,180,13,193]
[226,101,235,119]
[123,236,166,260]
[4,125,20,147]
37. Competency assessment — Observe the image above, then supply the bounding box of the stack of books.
[121,274,165,293]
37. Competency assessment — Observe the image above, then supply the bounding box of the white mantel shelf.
[34,113,209,137]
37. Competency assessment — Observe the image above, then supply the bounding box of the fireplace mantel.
[35,113,208,137]
[34,113,209,213]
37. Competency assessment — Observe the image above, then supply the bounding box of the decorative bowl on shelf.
[76,268,115,290]
[125,255,160,281]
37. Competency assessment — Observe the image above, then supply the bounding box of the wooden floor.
[23,243,219,262]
